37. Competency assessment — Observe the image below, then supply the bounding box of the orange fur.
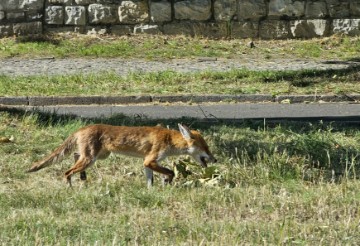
[27,124,217,187]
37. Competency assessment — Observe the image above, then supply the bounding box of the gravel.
[1,57,359,76]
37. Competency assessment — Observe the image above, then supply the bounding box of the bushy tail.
[27,134,77,173]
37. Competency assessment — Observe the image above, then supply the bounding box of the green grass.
[1,34,360,96]
[1,34,360,243]
[1,34,360,60]
[0,35,238,59]
[1,111,360,244]
[1,68,360,96]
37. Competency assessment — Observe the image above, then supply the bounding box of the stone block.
[86,26,109,35]
[21,0,44,11]
[0,97,29,105]
[232,21,259,38]
[152,95,193,103]
[75,0,96,4]
[163,21,227,38]
[214,0,236,21]
[7,12,25,21]
[0,11,4,21]
[111,25,133,35]
[318,94,360,102]
[326,0,350,18]
[305,1,327,18]
[332,19,360,36]
[269,0,305,18]
[85,26,110,35]
[88,4,117,24]
[119,0,149,24]
[60,26,84,33]
[74,26,86,33]
[238,0,267,20]
[27,96,153,105]
[26,10,43,21]
[96,0,122,3]
[150,1,171,23]
[275,95,317,103]
[290,20,330,38]
[99,96,151,104]
[45,6,64,25]
[155,95,273,103]
[28,96,62,106]
[233,95,274,103]
[134,24,161,34]
[163,21,194,36]
[13,21,42,35]
[259,20,290,39]
[48,0,72,4]
[0,0,21,11]
[350,1,360,16]
[0,25,13,37]
[174,0,211,21]
[45,26,78,33]
[193,22,228,38]
[65,6,86,25]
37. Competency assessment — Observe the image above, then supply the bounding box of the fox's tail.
[27,134,77,173]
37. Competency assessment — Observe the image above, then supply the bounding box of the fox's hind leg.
[74,153,87,181]
[65,156,95,187]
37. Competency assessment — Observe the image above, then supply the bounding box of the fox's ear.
[178,124,192,140]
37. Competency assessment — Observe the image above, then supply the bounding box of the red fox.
[27,124,217,187]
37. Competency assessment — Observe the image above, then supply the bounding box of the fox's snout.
[204,155,217,163]
[197,153,217,168]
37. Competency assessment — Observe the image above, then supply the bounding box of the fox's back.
[75,124,179,157]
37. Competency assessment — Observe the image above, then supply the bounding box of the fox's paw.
[162,173,174,185]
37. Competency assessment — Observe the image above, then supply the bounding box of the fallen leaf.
[0,136,14,143]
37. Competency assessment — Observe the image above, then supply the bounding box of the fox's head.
[178,124,217,168]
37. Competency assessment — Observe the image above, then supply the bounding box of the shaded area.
[15,34,62,45]
[260,62,360,87]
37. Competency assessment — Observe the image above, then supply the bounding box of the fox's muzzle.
[199,155,217,168]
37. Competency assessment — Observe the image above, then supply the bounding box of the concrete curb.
[0,94,360,106]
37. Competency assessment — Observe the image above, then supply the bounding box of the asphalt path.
[2,57,360,124]
[14,102,360,122]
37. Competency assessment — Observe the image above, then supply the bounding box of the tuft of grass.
[1,111,360,244]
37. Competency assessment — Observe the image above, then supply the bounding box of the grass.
[1,110,360,244]
[1,34,360,96]
[1,34,360,60]
[1,68,360,96]
[1,34,360,243]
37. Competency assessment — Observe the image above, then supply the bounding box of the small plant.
[173,157,222,187]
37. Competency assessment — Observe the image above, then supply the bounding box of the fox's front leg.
[143,157,174,186]
[144,167,154,188]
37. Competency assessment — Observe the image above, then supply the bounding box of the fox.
[27,123,217,187]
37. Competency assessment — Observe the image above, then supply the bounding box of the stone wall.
[1,0,360,39]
